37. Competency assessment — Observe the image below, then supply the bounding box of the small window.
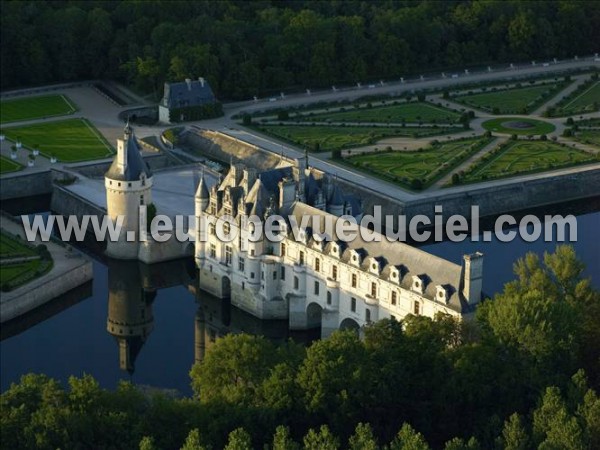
[413,301,420,315]
[327,291,332,305]
[299,251,305,265]
[351,297,356,312]
[209,223,215,235]
[238,257,245,272]
[280,266,286,280]
[118,182,121,187]
[140,195,144,205]
[273,271,277,280]
[315,258,320,272]
[250,272,255,279]
[372,263,377,270]
[209,244,216,258]
[332,265,338,280]
[281,243,286,257]
[261,271,264,280]
[294,276,299,290]
[351,273,357,288]
[391,291,397,305]
[314,281,319,295]
[371,282,377,297]
[366,309,371,322]
[225,246,232,265]
[242,282,245,290]
[250,249,255,256]
[128,182,132,187]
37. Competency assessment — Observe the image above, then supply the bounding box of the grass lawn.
[461,140,597,183]
[343,136,493,190]
[573,130,600,147]
[2,118,114,162]
[560,81,600,114]
[0,156,23,174]
[482,117,556,136]
[0,232,37,258]
[0,260,41,284]
[0,94,77,123]
[256,124,463,152]
[294,102,462,124]
[454,83,566,114]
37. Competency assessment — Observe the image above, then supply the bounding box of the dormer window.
[412,276,424,294]
[436,285,449,303]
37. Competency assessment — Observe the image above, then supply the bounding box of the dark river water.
[1,199,598,396]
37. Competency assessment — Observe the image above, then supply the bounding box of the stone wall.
[70,153,177,178]
[183,130,286,170]
[0,170,53,201]
[336,165,600,227]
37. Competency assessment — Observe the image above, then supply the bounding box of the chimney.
[462,252,483,305]
[279,178,296,211]
[185,78,192,90]
[198,77,205,87]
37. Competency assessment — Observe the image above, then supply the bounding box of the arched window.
[327,291,332,305]
[366,308,371,322]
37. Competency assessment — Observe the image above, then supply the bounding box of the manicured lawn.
[344,136,493,190]
[256,124,463,152]
[560,81,600,114]
[482,117,556,136]
[461,140,597,183]
[454,83,566,114]
[2,118,114,162]
[573,130,600,147]
[0,94,77,123]
[294,102,462,124]
[0,232,37,258]
[0,156,23,173]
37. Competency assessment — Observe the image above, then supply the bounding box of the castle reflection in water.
[105,257,312,375]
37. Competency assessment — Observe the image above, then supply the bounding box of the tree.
[348,423,378,450]
[181,429,207,450]
[303,425,339,450]
[272,425,300,450]
[189,334,279,404]
[139,436,157,450]
[443,437,480,450]
[500,413,529,450]
[389,423,430,450]
[224,428,252,450]
[533,387,585,449]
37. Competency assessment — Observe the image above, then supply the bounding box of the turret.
[104,124,153,259]
[195,171,209,213]
[327,181,344,216]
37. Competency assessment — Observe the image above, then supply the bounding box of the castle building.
[158,77,216,124]
[105,123,153,260]
[195,160,483,336]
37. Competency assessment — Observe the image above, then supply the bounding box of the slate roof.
[161,79,216,109]
[106,126,152,182]
[287,202,468,313]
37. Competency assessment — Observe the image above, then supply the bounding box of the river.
[1,199,598,395]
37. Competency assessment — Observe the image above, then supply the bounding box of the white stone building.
[195,160,483,337]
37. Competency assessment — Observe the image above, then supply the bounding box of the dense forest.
[2,246,600,449]
[1,1,599,100]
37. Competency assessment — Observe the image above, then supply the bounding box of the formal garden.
[458,139,597,184]
[452,79,570,114]
[2,118,114,162]
[0,231,53,292]
[482,117,556,136]
[341,135,493,190]
[0,94,77,123]
[547,77,600,117]
[288,101,462,124]
[254,124,463,152]
[0,155,22,173]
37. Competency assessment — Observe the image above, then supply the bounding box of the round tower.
[104,123,153,259]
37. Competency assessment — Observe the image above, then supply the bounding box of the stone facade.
[195,161,483,336]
